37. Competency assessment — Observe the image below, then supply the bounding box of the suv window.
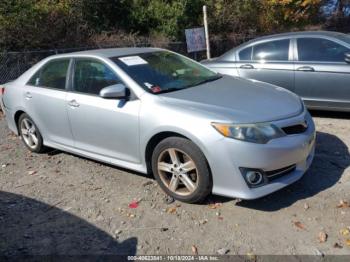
[238,46,252,60]
[252,39,290,61]
[297,38,349,62]
[73,59,121,95]
[27,59,70,90]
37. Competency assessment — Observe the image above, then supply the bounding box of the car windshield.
[111,51,221,94]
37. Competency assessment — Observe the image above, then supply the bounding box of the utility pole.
[203,5,211,59]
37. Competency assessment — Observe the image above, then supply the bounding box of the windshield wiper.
[154,87,181,94]
[154,74,223,94]
[185,75,223,88]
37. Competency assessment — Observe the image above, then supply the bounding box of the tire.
[151,137,212,203]
[18,113,47,153]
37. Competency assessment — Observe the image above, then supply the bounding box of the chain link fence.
[0,38,249,84]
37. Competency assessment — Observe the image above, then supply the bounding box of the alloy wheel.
[20,118,39,149]
[157,148,199,196]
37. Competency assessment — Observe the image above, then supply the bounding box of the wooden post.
[203,5,211,59]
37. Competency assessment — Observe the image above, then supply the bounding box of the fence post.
[203,5,211,59]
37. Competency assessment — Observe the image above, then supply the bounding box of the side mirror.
[345,52,350,64]
[99,84,128,99]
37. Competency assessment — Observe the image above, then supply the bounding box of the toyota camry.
[0,48,316,203]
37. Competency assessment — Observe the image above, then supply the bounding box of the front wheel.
[151,137,212,203]
[18,113,47,153]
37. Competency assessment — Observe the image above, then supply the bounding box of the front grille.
[282,121,308,135]
[265,164,296,181]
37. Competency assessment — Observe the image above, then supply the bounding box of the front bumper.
[208,111,316,199]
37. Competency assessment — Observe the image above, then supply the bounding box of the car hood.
[159,75,303,123]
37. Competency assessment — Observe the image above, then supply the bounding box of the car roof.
[47,47,163,59]
[250,30,347,41]
[238,31,350,48]
[216,31,349,60]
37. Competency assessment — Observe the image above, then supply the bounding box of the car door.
[66,58,140,163]
[236,38,295,92]
[24,58,74,146]
[294,37,350,109]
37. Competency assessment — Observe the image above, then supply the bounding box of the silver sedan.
[203,31,350,112]
[0,48,315,203]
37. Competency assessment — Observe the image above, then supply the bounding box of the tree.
[0,0,89,51]
[127,0,204,39]
[259,0,323,31]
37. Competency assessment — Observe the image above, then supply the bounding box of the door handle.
[296,66,315,72]
[25,92,32,99]
[240,64,254,69]
[68,99,80,108]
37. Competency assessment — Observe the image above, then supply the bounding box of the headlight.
[211,122,285,144]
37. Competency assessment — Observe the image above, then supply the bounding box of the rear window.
[297,38,349,62]
[238,47,252,60]
[28,59,70,90]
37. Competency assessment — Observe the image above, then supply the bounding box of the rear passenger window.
[297,38,349,62]
[27,59,70,90]
[238,47,252,60]
[252,39,290,61]
[73,59,121,95]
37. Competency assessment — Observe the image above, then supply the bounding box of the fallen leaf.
[333,243,343,249]
[126,213,136,218]
[128,200,139,209]
[28,170,37,175]
[246,252,256,261]
[218,216,224,220]
[208,202,222,209]
[340,228,350,236]
[166,207,177,214]
[199,219,208,225]
[337,200,349,208]
[191,245,198,255]
[293,221,306,230]
[318,231,327,243]
[346,239,350,246]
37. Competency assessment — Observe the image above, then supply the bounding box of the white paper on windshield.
[119,56,148,66]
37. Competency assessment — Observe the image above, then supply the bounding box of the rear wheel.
[18,113,47,153]
[152,137,211,203]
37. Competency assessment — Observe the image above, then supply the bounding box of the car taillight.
[0,86,4,95]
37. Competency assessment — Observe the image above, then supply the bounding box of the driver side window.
[73,59,122,95]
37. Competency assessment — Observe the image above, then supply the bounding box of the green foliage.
[0,0,331,51]
[260,0,323,31]
[0,0,88,50]
[127,0,205,39]
[77,0,132,32]
[204,0,261,36]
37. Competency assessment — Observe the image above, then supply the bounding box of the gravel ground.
[0,110,349,256]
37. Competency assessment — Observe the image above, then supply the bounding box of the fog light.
[246,171,263,185]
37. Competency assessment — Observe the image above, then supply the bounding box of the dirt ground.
[0,110,349,256]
